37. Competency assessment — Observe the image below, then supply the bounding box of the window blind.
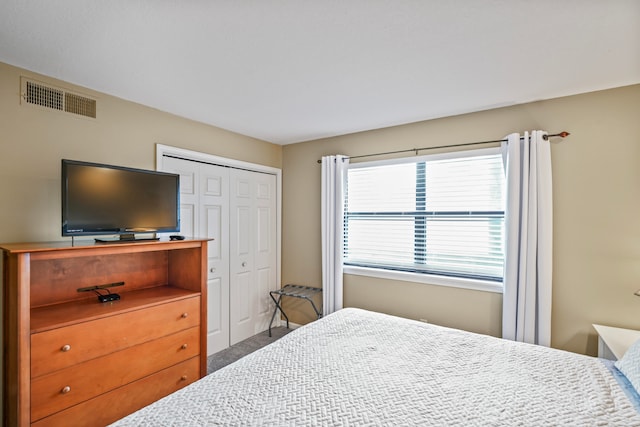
[344,150,505,281]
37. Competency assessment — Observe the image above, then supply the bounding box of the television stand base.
[94,233,160,244]
[94,238,161,244]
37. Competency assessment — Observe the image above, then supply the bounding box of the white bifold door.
[161,156,277,355]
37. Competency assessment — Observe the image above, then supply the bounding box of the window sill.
[343,265,504,294]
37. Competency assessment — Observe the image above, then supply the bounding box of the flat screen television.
[61,159,180,241]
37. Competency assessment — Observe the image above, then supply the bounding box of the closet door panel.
[253,174,277,334]
[200,165,230,355]
[230,171,255,344]
[162,157,197,239]
[160,152,278,352]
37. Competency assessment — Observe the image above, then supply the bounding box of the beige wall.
[0,61,282,244]
[282,84,640,356]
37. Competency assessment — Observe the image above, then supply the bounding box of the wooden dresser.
[1,238,209,426]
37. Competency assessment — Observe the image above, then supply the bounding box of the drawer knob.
[181,344,188,350]
[181,375,188,381]
[61,344,71,352]
[61,386,71,394]
[181,312,188,319]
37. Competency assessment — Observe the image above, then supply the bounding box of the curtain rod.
[316,131,570,163]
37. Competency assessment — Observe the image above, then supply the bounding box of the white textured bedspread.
[112,308,640,426]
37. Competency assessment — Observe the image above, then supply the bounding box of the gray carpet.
[207,326,293,375]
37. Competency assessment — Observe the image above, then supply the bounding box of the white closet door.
[162,157,197,239]
[160,152,278,352]
[160,157,230,355]
[229,169,277,344]
[199,163,230,355]
[253,172,278,333]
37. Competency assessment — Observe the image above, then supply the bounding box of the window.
[344,147,505,284]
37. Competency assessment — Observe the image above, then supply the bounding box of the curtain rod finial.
[545,131,571,140]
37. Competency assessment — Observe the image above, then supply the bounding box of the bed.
[111,308,640,426]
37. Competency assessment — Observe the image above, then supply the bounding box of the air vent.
[25,80,63,111]
[22,78,97,119]
[65,92,96,118]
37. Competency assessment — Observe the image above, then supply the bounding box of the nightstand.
[593,324,640,360]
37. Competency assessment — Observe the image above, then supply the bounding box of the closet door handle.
[241,261,247,267]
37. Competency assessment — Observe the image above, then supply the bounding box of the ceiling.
[0,1,638,145]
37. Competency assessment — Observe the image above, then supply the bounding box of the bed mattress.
[111,308,640,426]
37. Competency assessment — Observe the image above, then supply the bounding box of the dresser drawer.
[31,296,200,378]
[31,356,201,427]
[31,326,200,422]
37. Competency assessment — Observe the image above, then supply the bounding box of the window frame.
[343,147,505,294]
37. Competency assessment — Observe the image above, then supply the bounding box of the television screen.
[62,159,180,237]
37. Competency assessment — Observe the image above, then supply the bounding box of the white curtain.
[321,155,349,316]
[502,131,553,346]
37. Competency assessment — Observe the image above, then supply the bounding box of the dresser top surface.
[0,237,211,254]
